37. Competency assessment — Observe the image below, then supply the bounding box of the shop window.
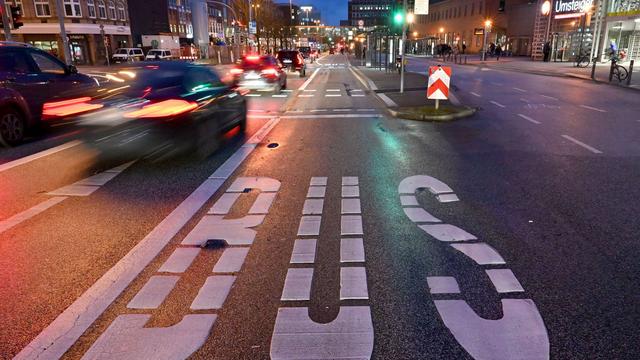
[117,2,125,20]
[108,0,116,20]
[87,0,96,18]
[34,0,51,17]
[97,0,106,18]
[64,0,81,17]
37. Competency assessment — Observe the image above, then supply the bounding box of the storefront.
[601,0,640,61]
[548,0,596,62]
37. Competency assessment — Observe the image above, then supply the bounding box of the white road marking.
[427,276,461,294]
[302,199,324,215]
[158,248,200,273]
[357,109,376,112]
[561,135,603,154]
[190,275,236,310]
[340,238,365,263]
[352,89,364,92]
[309,176,327,186]
[540,94,558,100]
[181,215,266,246]
[280,114,384,119]
[325,94,342,97]
[249,192,277,214]
[340,267,369,300]
[400,195,419,206]
[208,193,241,214]
[246,94,261,97]
[299,68,321,90]
[518,114,542,125]
[270,307,374,359]
[82,314,216,360]
[513,87,527,92]
[436,194,459,203]
[281,268,314,301]
[419,224,477,242]
[48,161,135,196]
[349,66,378,90]
[341,185,360,198]
[378,93,398,107]
[0,140,81,173]
[298,94,314,98]
[272,94,287,98]
[306,186,326,198]
[282,89,293,92]
[212,248,250,273]
[341,198,362,214]
[16,117,282,360]
[334,109,350,112]
[450,243,506,265]
[297,216,322,236]
[403,207,441,223]
[227,177,281,192]
[127,276,179,309]
[327,89,341,92]
[341,215,364,235]
[351,94,365,97]
[470,92,481,97]
[398,175,454,195]
[490,100,507,108]
[303,89,316,92]
[342,176,359,185]
[0,196,67,235]
[290,239,317,264]
[485,269,525,293]
[310,109,326,112]
[580,104,607,113]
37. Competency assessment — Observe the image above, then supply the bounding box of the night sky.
[275,0,347,26]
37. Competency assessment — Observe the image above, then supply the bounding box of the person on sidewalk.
[461,42,467,54]
[495,43,502,61]
[543,42,551,62]
[489,43,496,57]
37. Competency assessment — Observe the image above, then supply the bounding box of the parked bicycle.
[575,51,590,68]
[610,59,629,82]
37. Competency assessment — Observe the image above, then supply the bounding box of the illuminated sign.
[554,0,593,15]
[415,0,429,15]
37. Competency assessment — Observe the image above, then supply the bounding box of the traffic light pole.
[54,0,72,65]
[0,0,13,41]
[400,0,407,93]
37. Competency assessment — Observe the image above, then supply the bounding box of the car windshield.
[114,49,128,55]
[148,50,161,55]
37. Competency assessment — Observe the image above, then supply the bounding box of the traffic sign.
[427,66,451,100]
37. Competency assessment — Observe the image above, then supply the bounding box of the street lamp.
[482,19,492,61]
[541,0,552,47]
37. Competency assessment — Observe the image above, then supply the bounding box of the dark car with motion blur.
[276,50,306,77]
[231,55,287,93]
[0,41,98,146]
[45,62,247,160]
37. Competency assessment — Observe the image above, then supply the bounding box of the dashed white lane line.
[470,92,481,97]
[357,109,376,112]
[561,134,603,154]
[490,100,506,108]
[427,276,461,294]
[299,68,321,90]
[306,186,326,198]
[281,268,314,301]
[327,89,341,92]
[298,94,314,98]
[190,275,236,310]
[15,118,281,360]
[303,89,316,92]
[127,276,179,309]
[450,243,506,265]
[246,94,261,97]
[340,238,365,263]
[334,109,351,112]
[310,109,326,112]
[342,176,358,185]
[158,248,200,273]
[290,239,317,264]
[351,89,364,92]
[212,248,250,273]
[302,199,324,215]
[341,198,361,214]
[579,104,607,113]
[540,94,558,101]
[272,94,287,98]
[341,185,360,198]
[351,94,366,97]
[485,269,525,293]
[309,176,327,186]
[0,196,67,235]
[325,94,342,97]
[340,267,369,300]
[0,140,82,173]
[297,216,322,236]
[341,215,364,236]
[517,114,542,124]
[513,87,527,92]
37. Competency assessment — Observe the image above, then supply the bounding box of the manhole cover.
[267,143,279,149]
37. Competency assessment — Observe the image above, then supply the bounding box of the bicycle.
[610,59,629,82]
[575,51,590,68]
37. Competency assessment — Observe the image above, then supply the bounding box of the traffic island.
[387,104,476,122]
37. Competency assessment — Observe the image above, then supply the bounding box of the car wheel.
[0,108,26,147]
[193,119,220,160]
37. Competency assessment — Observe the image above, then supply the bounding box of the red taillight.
[42,97,104,119]
[261,67,278,76]
[124,99,198,119]
[230,68,244,75]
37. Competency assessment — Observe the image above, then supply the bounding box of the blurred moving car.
[276,50,306,77]
[60,62,247,159]
[145,49,174,61]
[0,41,98,146]
[231,55,287,93]
[112,48,145,63]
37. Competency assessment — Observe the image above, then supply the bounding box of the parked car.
[145,49,174,61]
[231,55,287,93]
[112,48,145,63]
[71,61,247,160]
[0,42,98,146]
[276,50,306,77]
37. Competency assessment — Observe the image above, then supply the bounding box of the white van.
[145,49,174,61]
[112,48,145,63]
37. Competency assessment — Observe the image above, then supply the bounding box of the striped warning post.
[427,66,452,100]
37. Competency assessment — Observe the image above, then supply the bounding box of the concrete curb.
[387,106,477,122]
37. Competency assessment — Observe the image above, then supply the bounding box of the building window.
[108,0,116,19]
[64,0,81,17]
[117,2,125,20]
[97,0,106,18]
[34,0,51,17]
[87,0,96,18]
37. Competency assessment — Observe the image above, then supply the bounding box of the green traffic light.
[394,12,404,24]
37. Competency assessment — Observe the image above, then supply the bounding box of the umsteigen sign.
[554,0,593,14]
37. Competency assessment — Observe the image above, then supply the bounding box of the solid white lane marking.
[340,267,369,300]
[400,195,419,206]
[470,92,481,97]
[212,248,250,273]
[450,243,506,265]
[341,198,362,214]
[341,185,360,198]
[325,94,342,97]
[419,224,477,242]
[158,248,200,273]
[280,114,383,119]
[48,161,134,197]
[181,215,266,246]
[302,199,324,215]
[436,194,460,203]
[378,93,398,107]
[270,307,373,359]
[0,140,81,173]
[190,275,236,310]
[340,238,365,263]
[513,87,527,92]
[298,94,314,98]
[297,216,322,236]
[485,269,525,293]
[403,207,441,223]
[427,276,461,294]
[306,186,326,198]
[47,184,99,197]
[127,276,179,309]
[540,94,558,100]
[82,314,216,360]
[290,239,317,264]
[249,192,277,214]
[561,135,603,154]
[0,196,67,235]
[490,100,506,108]
[208,193,241,214]
[434,299,549,360]
[74,172,119,186]
[341,215,363,235]
[580,104,607,113]
[299,68,321,90]
[281,268,314,301]
[518,114,541,125]
[342,176,358,185]
[309,176,327,186]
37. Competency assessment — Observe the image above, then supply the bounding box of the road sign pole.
[435,99,439,110]
[400,0,407,93]
[0,0,12,41]
[54,0,72,65]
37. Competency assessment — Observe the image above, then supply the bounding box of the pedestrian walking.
[543,41,551,62]
[461,42,467,54]
[489,43,496,57]
[495,43,502,61]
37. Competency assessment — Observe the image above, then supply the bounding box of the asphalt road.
[1,54,638,360]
